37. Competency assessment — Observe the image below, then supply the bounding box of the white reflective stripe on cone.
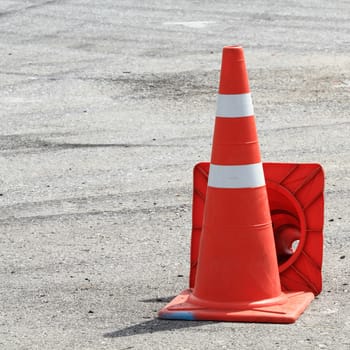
[208,163,265,188]
[216,93,254,118]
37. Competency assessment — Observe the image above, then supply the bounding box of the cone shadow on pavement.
[103,318,213,338]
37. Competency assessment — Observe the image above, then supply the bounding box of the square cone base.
[158,289,315,323]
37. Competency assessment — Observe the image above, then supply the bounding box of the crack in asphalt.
[0,203,190,224]
[0,0,62,18]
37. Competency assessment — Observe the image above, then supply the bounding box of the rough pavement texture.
[0,1,349,349]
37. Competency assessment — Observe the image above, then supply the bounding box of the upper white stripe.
[208,163,265,188]
[216,93,254,117]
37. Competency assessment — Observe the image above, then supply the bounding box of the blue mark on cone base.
[159,311,195,321]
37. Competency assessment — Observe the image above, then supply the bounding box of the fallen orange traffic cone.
[158,46,316,323]
[189,162,324,296]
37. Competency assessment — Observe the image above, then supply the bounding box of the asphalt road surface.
[0,1,349,349]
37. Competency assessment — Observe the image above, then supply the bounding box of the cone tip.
[219,45,249,94]
[223,45,243,50]
[222,45,245,62]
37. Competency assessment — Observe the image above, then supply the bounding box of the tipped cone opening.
[267,181,306,271]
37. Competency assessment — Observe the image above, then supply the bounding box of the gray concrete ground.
[0,0,349,349]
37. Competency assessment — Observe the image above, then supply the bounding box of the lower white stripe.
[208,163,265,188]
[216,93,254,117]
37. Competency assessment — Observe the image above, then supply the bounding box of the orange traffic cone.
[158,46,315,323]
